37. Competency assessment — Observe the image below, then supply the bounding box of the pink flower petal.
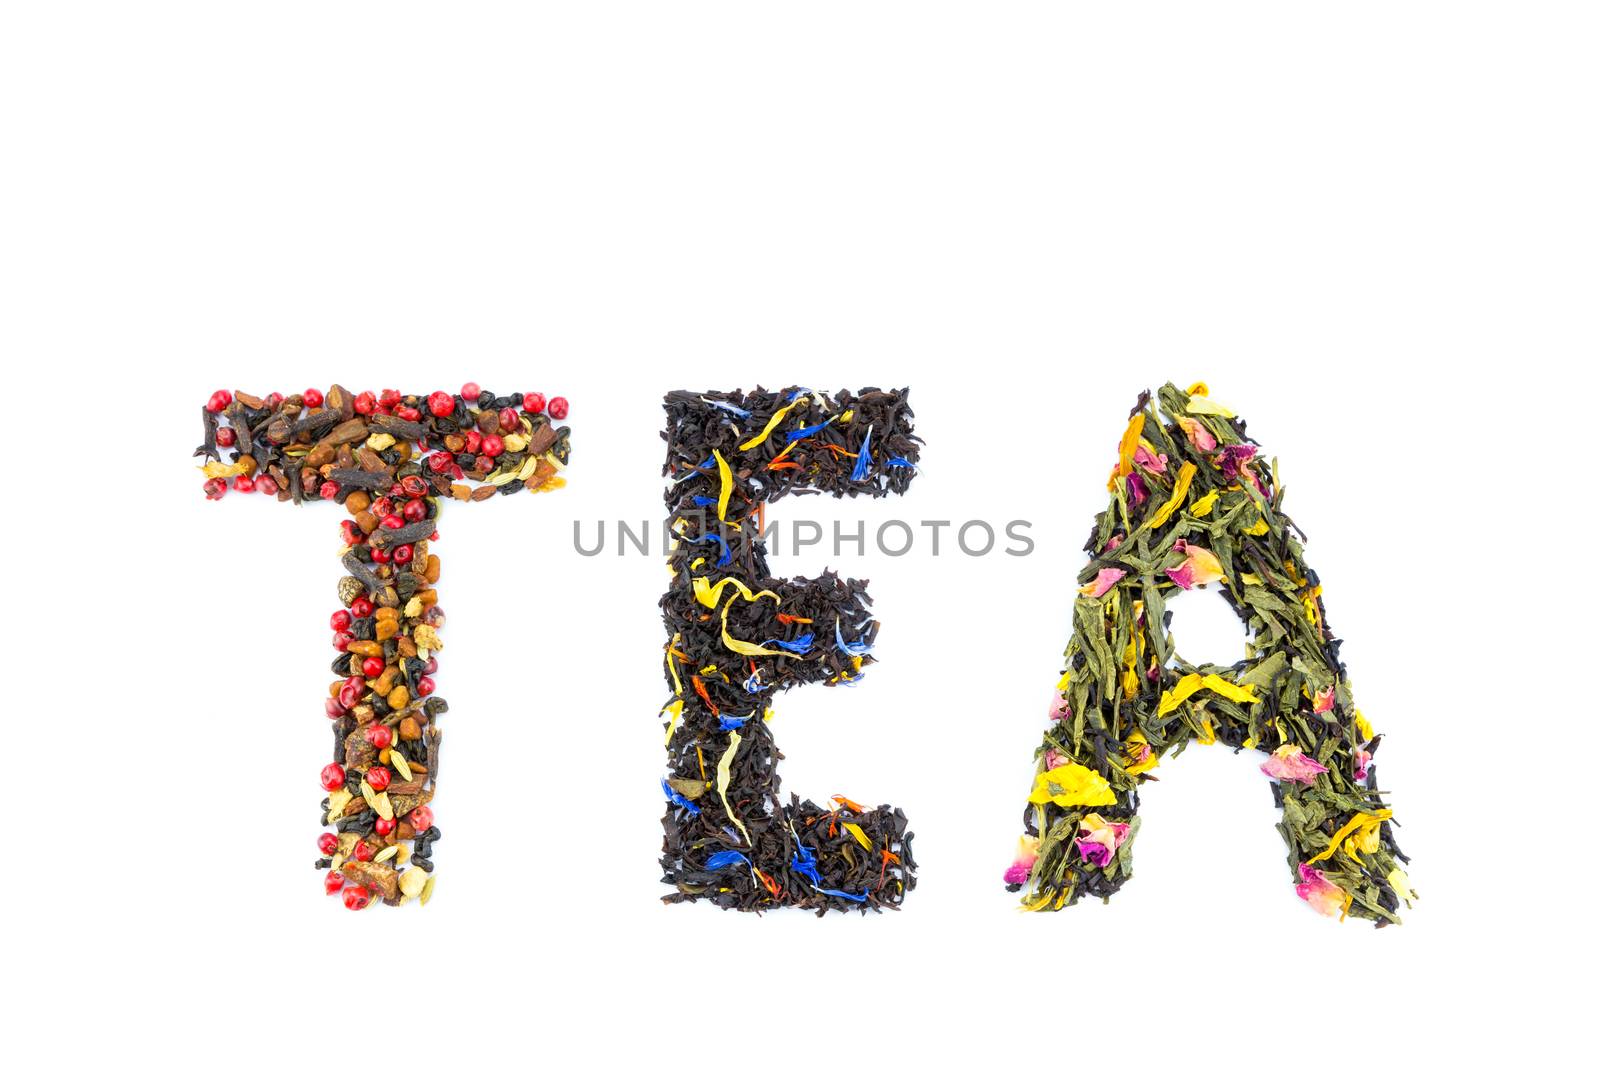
[1167,543,1224,588]
[1177,416,1217,452]
[1133,444,1169,474]
[1005,837,1041,884]
[1261,744,1330,784]
[1295,863,1346,918]
[1074,816,1132,868]
[1084,566,1127,598]
[1048,688,1071,721]
[1076,840,1112,867]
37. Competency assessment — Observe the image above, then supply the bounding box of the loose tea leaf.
[194,384,571,910]
[1006,382,1413,925]
[658,387,920,913]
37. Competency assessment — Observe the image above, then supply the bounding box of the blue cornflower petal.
[703,398,751,418]
[834,617,873,657]
[682,530,733,567]
[763,632,814,654]
[705,850,751,871]
[814,885,870,902]
[691,495,720,508]
[717,713,753,731]
[789,841,821,884]
[885,455,917,469]
[784,416,837,442]
[673,457,718,483]
[850,425,874,481]
[661,778,701,816]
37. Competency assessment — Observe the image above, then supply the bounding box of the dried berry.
[320,763,345,791]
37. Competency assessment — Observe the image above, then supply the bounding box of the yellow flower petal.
[1157,673,1207,714]
[665,633,684,695]
[1188,488,1220,517]
[1158,672,1258,713]
[1200,673,1257,705]
[1116,413,1146,477]
[1123,731,1160,775]
[1187,394,1235,418]
[662,698,684,745]
[1021,889,1060,912]
[693,575,779,610]
[843,822,871,850]
[720,598,800,659]
[738,397,806,451]
[1388,868,1418,906]
[717,731,750,844]
[1028,764,1117,807]
[1144,461,1197,529]
[1309,810,1392,864]
[713,449,733,522]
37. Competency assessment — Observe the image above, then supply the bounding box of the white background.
[4,2,1595,1063]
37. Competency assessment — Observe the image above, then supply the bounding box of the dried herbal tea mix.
[195,384,571,909]
[659,388,919,913]
[1007,382,1413,925]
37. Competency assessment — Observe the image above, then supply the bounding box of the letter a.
[1006,382,1414,925]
